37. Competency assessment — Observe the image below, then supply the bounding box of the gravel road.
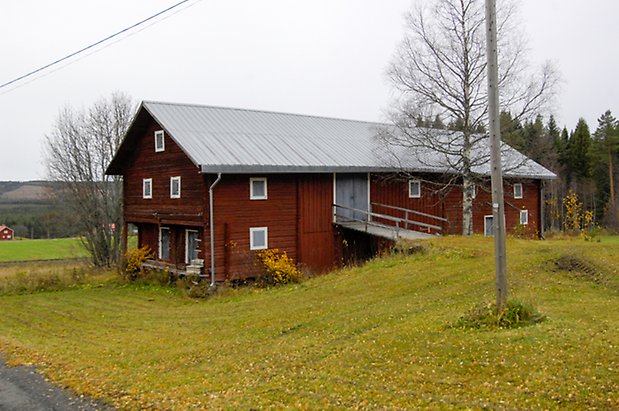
[0,357,113,411]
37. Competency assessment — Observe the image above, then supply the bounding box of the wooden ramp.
[333,202,445,241]
[337,220,437,240]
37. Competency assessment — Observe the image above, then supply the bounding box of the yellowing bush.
[256,248,303,285]
[122,246,154,280]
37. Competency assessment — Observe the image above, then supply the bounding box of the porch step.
[336,221,438,241]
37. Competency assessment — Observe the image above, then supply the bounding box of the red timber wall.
[370,174,459,234]
[369,174,541,236]
[0,226,14,241]
[207,173,336,282]
[122,116,207,265]
[472,179,541,235]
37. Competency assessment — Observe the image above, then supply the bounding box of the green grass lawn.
[0,236,617,409]
[0,238,88,262]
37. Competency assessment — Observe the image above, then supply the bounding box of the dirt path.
[0,357,113,411]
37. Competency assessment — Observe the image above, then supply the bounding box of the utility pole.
[485,0,508,311]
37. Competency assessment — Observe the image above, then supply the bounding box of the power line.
[0,0,198,92]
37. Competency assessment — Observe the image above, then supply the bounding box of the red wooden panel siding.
[138,223,159,256]
[370,174,541,236]
[443,186,463,234]
[370,174,448,234]
[298,174,336,273]
[120,116,544,279]
[208,174,299,281]
[472,179,541,236]
[123,116,205,226]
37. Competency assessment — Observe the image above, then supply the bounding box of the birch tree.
[382,0,558,235]
[45,92,134,267]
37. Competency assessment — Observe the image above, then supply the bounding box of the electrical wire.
[0,0,200,93]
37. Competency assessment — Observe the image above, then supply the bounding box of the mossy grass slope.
[0,236,617,409]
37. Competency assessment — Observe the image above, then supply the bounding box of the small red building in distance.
[106,101,555,284]
[0,225,14,241]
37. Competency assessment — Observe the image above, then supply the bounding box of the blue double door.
[335,173,369,223]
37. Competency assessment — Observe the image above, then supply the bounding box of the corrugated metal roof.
[137,101,555,179]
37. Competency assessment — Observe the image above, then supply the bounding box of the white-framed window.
[170,176,181,198]
[155,130,165,152]
[250,177,268,200]
[514,183,523,199]
[159,227,170,260]
[520,209,529,225]
[185,229,200,264]
[142,178,152,199]
[408,179,421,198]
[484,215,494,237]
[249,227,268,250]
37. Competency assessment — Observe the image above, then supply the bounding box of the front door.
[335,173,369,222]
[159,227,170,260]
[186,229,200,264]
[484,216,493,236]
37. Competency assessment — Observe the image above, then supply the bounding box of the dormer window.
[514,183,523,199]
[250,177,267,200]
[155,130,165,152]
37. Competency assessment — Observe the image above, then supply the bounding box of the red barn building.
[106,101,554,284]
[0,225,14,241]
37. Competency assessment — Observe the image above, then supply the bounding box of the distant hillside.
[0,181,54,204]
[0,181,81,238]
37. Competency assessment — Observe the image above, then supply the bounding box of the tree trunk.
[609,146,615,205]
[462,176,474,235]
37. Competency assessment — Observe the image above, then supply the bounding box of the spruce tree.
[431,114,445,129]
[594,110,618,205]
[547,115,560,141]
[544,115,565,231]
[568,119,592,180]
[522,115,546,164]
[546,115,562,169]
[559,127,570,168]
[500,111,524,151]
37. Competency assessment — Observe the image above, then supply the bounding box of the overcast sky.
[1,0,617,181]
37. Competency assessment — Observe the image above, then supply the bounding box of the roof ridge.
[142,100,386,126]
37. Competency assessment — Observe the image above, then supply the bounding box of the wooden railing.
[370,202,447,232]
[333,203,443,234]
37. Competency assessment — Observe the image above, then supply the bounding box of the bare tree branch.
[44,92,135,267]
[381,0,559,235]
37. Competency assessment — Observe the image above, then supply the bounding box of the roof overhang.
[199,164,556,179]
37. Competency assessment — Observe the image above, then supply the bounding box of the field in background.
[0,238,87,262]
[0,236,617,409]
[0,260,115,294]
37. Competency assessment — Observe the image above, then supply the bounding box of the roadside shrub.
[121,246,153,280]
[453,300,546,330]
[256,248,303,286]
[562,191,599,240]
[138,267,175,286]
[511,223,537,239]
[392,240,427,255]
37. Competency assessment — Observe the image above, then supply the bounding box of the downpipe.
[209,173,222,289]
